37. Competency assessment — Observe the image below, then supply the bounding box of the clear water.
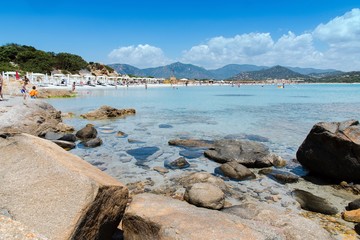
[45,83,360,183]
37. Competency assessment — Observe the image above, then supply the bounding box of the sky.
[1,0,360,71]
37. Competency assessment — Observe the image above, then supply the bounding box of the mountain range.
[108,62,340,80]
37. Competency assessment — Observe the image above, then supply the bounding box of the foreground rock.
[80,105,136,120]
[297,120,360,182]
[0,215,47,240]
[123,193,333,240]
[347,198,360,210]
[184,183,225,210]
[177,172,228,191]
[292,189,338,215]
[0,133,128,240]
[0,101,69,136]
[222,202,334,240]
[75,124,97,139]
[204,139,283,167]
[342,209,360,223]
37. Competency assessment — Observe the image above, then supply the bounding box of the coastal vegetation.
[0,43,114,75]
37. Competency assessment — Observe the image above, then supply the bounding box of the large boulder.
[0,215,47,240]
[219,161,256,180]
[122,193,277,239]
[177,172,228,191]
[80,105,136,120]
[0,101,65,136]
[204,139,281,167]
[75,124,97,140]
[296,120,360,182]
[0,133,128,240]
[123,193,334,240]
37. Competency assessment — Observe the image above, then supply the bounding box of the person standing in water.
[21,81,28,100]
[72,82,76,92]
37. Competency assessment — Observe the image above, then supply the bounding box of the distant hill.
[108,63,144,76]
[229,66,308,81]
[315,71,360,83]
[287,67,340,75]
[209,64,268,79]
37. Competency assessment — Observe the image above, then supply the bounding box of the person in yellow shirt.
[29,86,38,99]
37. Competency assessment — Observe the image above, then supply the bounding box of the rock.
[184,183,225,210]
[153,166,169,174]
[126,147,160,162]
[179,148,203,159]
[168,138,214,148]
[37,89,76,98]
[259,168,299,184]
[44,131,64,140]
[347,198,360,210]
[55,122,75,132]
[80,105,135,120]
[122,193,274,240]
[51,139,76,150]
[204,139,279,167]
[0,101,62,136]
[0,133,128,240]
[178,172,228,191]
[296,120,360,182]
[219,161,256,180]
[75,124,97,140]
[0,215,48,240]
[61,112,75,118]
[292,189,338,215]
[355,223,360,235]
[342,209,360,222]
[164,157,190,169]
[58,133,77,142]
[222,201,334,240]
[82,137,103,148]
[117,131,127,137]
[158,124,173,128]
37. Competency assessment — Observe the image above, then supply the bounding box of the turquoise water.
[46,84,360,160]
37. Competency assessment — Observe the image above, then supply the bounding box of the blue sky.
[1,0,360,71]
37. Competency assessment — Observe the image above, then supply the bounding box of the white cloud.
[108,44,171,68]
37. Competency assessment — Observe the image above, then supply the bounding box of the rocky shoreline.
[1,97,360,239]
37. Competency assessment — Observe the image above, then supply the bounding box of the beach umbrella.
[15,71,20,80]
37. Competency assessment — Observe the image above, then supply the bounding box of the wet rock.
[51,139,76,150]
[58,133,77,142]
[347,198,360,211]
[204,139,279,168]
[164,157,190,169]
[44,131,64,140]
[159,124,173,128]
[127,138,145,144]
[297,119,360,182]
[225,133,270,142]
[292,189,338,215]
[55,122,75,132]
[218,161,256,181]
[82,137,103,148]
[117,131,128,137]
[80,105,135,120]
[168,139,214,148]
[259,168,299,184]
[126,147,160,162]
[76,124,97,140]
[153,166,169,174]
[184,183,225,210]
[342,209,360,222]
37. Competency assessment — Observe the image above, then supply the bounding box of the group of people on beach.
[21,76,38,100]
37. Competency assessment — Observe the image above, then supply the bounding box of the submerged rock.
[296,119,360,182]
[82,137,103,148]
[159,124,173,129]
[218,161,256,181]
[164,157,190,169]
[204,139,280,168]
[259,168,299,184]
[292,189,338,215]
[126,146,160,162]
[168,139,214,148]
[80,105,135,120]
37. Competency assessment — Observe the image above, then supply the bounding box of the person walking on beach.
[21,81,28,100]
[72,82,76,92]
[0,75,4,100]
